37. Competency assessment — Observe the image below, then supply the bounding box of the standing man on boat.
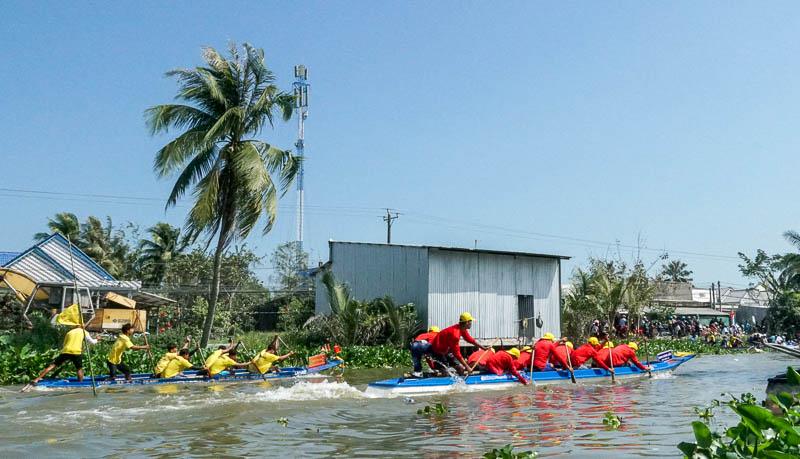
[410,312,488,378]
[531,332,557,371]
[107,323,151,381]
[570,337,613,372]
[30,324,100,385]
[476,347,529,385]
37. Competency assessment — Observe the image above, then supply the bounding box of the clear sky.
[1,2,798,288]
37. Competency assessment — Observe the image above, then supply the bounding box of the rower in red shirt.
[412,326,440,373]
[531,332,557,371]
[467,347,494,367]
[478,348,528,385]
[411,312,488,377]
[611,342,650,371]
[570,337,613,372]
[515,346,532,371]
[550,341,573,369]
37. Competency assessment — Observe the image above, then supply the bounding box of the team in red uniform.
[549,341,573,369]
[595,342,650,371]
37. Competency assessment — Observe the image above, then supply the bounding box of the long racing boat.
[367,353,695,395]
[28,359,342,390]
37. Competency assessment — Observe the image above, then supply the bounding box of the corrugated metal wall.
[314,242,429,319]
[428,249,561,339]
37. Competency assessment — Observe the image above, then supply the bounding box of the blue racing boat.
[367,353,695,395]
[30,359,343,390]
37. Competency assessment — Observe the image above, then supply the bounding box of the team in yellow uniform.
[106,323,150,381]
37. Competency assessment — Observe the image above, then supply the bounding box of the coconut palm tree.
[146,43,300,346]
[34,212,80,242]
[138,223,187,287]
[81,216,125,277]
[659,259,693,283]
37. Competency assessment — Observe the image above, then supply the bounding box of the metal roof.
[0,252,20,266]
[4,233,141,289]
[329,240,570,260]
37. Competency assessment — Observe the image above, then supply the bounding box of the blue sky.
[1,2,798,288]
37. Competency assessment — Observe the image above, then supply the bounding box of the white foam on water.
[241,380,387,402]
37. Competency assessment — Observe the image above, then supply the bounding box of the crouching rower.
[153,336,192,378]
[205,348,250,377]
[476,348,528,385]
[550,340,573,369]
[570,337,613,372]
[596,341,651,372]
[251,342,295,374]
[531,332,557,371]
[410,312,488,378]
[161,348,195,378]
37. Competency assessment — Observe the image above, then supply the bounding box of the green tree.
[138,222,187,287]
[146,43,300,346]
[34,212,80,242]
[270,241,309,293]
[659,259,693,282]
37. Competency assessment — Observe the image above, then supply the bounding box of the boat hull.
[367,355,695,395]
[33,359,343,389]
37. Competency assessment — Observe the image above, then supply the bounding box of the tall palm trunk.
[201,233,227,347]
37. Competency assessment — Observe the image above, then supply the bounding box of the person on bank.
[107,323,151,381]
[476,347,529,385]
[570,337,613,372]
[31,324,99,385]
[410,312,488,378]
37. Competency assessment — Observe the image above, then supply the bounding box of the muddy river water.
[0,353,793,458]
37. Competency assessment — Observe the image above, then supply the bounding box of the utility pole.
[293,65,309,251]
[717,281,722,309]
[383,209,399,244]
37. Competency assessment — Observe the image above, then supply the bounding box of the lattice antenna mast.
[293,65,309,250]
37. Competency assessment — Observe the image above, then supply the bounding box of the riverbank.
[0,330,757,385]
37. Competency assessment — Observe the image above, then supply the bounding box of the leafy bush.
[483,445,538,459]
[678,367,800,458]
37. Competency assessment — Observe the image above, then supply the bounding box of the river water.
[0,353,793,458]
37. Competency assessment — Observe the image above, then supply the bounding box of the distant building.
[312,241,569,342]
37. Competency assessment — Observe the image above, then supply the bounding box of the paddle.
[564,342,576,384]
[529,338,537,386]
[66,236,98,397]
[133,313,154,373]
[467,340,499,373]
[608,341,616,384]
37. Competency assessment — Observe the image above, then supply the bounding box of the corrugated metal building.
[314,241,569,340]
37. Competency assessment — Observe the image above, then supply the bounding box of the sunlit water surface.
[0,353,792,458]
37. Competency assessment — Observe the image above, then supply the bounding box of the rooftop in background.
[2,233,141,289]
[0,252,20,266]
[328,240,571,260]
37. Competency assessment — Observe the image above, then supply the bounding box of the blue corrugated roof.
[0,252,20,266]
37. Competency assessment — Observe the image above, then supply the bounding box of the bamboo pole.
[66,236,97,397]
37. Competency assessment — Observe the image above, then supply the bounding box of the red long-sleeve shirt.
[515,351,532,371]
[485,351,527,384]
[571,344,611,371]
[596,345,647,371]
[550,344,571,369]
[467,349,494,366]
[430,324,479,360]
[414,331,438,342]
[532,339,555,371]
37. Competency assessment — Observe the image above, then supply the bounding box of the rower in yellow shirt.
[205,348,249,377]
[31,325,99,385]
[153,336,192,377]
[251,343,295,374]
[161,348,196,379]
[106,323,150,381]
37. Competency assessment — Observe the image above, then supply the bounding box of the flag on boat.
[56,304,82,326]
[656,350,673,362]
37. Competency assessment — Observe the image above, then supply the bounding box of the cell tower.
[293,65,309,250]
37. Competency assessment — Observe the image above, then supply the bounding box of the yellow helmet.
[565,341,573,349]
[521,346,532,352]
[459,312,475,323]
[604,341,615,348]
[542,332,555,341]
[627,342,639,351]
[588,337,600,346]
[507,347,521,358]
[428,326,440,333]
